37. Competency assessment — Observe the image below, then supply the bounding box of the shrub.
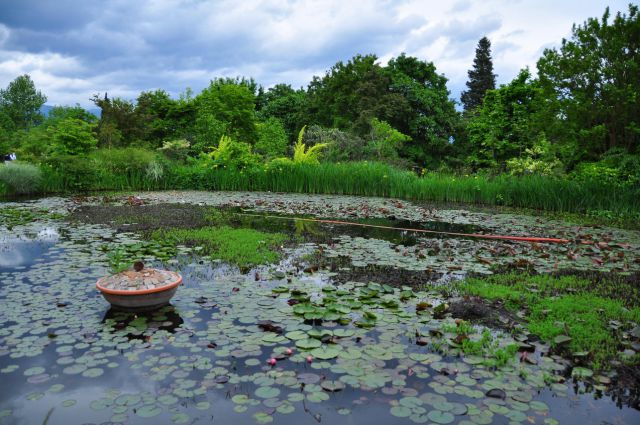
[91,148,159,175]
[304,125,368,163]
[158,139,191,162]
[44,155,98,191]
[208,135,261,170]
[255,117,288,158]
[0,161,43,195]
[293,126,327,165]
[49,117,98,155]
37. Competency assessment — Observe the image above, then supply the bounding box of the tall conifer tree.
[461,37,496,112]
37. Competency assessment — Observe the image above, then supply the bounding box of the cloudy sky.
[0,0,631,108]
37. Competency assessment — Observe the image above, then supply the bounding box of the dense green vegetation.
[151,226,287,268]
[0,5,638,220]
[453,273,640,369]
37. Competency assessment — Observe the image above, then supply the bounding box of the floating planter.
[96,265,181,311]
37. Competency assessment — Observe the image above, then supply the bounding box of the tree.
[461,37,497,112]
[45,105,97,125]
[386,54,459,165]
[466,69,545,168]
[91,94,141,147]
[135,89,177,147]
[258,84,308,140]
[0,75,47,129]
[195,79,258,144]
[537,4,640,161]
[49,117,98,155]
[306,54,406,133]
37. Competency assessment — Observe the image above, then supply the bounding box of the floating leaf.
[255,386,280,399]
[320,380,345,392]
[310,345,341,360]
[427,410,455,424]
[295,338,321,349]
[390,406,412,418]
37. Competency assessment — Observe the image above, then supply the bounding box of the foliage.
[135,89,178,148]
[92,94,141,147]
[151,226,286,268]
[505,136,562,176]
[292,126,327,165]
[455,273,640,369]
[386,54,459,165]
[537,4,640,161]
[466,69,545,168]
[570,149,640,187]
[304,125,368,163]
[367,118,411,162]
[46,105,97,124]
[0,161,43,194]
[307,54,399,133]
[255,117,288,158]
[0,75,47,129]
[195,79,258,144]
[49,117,98,155]
[208,135,260,170]
[258,84,308,139]
[158,139,191,162]
[91,147,160,175]
[461,37,496,112]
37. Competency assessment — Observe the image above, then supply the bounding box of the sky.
[0,0,632,108]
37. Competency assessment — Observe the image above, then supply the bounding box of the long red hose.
[236,213,570,244]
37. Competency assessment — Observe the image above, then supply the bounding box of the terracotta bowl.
[96,270,182,311]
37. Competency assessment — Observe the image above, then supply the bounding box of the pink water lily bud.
[306,356,313,363]
[286,348,293,355]
[267,358,277,366]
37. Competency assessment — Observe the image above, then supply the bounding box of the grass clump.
[151,226,286,268]
[454,273,640,369]
[0,162,42,195]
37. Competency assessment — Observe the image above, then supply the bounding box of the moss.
[151,226,287,268]
[454,273,640,369]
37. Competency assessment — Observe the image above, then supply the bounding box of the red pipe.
[237,213,570,244]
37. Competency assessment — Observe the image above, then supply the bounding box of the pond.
[1,192,639,425]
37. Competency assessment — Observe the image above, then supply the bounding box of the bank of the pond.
[2,162,639,224]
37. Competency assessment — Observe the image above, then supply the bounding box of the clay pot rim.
[96,270,182,296]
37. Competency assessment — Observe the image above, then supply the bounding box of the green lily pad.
[390,405,412,418]
[296,338,322,349]
[135,404,162,418]
[320,380,345,392]
[310,345,341,360]
[255,386,280,399]
[571,367,594,378]
[427,410,455,424]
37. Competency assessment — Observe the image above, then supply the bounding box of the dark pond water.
[0,211,639,425]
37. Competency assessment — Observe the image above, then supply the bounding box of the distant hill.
[40,104,101,118]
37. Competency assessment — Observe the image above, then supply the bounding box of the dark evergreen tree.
[461,37,496,112]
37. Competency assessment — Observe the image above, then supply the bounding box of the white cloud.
[0,0,632,106]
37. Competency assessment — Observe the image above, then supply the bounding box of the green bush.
[44,155,98,191]
[255,117,288,159]
[157,139,190,162]
[0,161,43,195]
[91,147,159,175]
[305,125,368,163]
[207,135,261,170]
